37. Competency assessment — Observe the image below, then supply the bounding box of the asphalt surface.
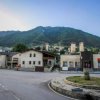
[0,70,99,100]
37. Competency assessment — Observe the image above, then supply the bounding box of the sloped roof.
[0,52,18,57]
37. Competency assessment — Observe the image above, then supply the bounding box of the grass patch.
[66,76,100,86]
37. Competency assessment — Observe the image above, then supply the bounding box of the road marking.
[12,94,20,100]
[0,83,20,100]
[48,82,78,100]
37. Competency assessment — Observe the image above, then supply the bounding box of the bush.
[84,71,90,80]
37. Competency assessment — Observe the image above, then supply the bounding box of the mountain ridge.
[0,26,100,47]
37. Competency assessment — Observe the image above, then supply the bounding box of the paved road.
[0,70,99,100]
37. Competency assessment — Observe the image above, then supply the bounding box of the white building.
[0,54,6,68]
[93,54,100,69]
[60,54,80,70]
[44,43,49,51]
[20,50,43,71]
[19,50,56,72]
[79,42,84,52]
[70,43,76,53]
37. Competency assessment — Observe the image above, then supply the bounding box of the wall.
[93,54,100,69]
[0,55,6,68]
[20,50,43,68]
[60,55,80,70]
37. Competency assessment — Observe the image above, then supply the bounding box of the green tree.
[12,43,28,52]
[60,49,65,55]
[35,46,41,51]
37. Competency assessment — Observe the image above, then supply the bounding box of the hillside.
[0,26,100,47]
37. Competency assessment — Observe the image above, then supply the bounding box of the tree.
[60,49,65,55]
[35,46,41,51]
[84,71,90,80]
[12,43,28,52]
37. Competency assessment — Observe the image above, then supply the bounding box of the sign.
[72,88,83,93]
[62,67,68,71]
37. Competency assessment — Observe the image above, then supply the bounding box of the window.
[33,53,36,57]
[63,61,68,67]
[29,61,31,64]
[33,61,35,65]
[30,53,32,57]
[69,61,74,67]
[22,61,25,64]
[38,61,41,65]
[75,62,80,67]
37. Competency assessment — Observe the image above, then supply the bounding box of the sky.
[0,0,100,36]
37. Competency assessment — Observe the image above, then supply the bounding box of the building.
[0,53,7,68]
[93,54,100,70]
[60,51,99,71]
[79,42,84,52]
[6,52,19,69]
[70,43,76,53]
[19,50,56,72]
[11,53,21,68]
[80,51,93,71]
[44,43,49,51]
[60,54,80,71]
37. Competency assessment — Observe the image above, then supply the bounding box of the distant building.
[79,42,84,52]
[0,53,6,68]
[70,43,76,53]
[44,43,49,51]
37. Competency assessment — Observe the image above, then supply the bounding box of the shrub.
[84,71,90,80]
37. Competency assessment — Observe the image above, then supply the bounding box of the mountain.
[0,26,100,47]
[0,31,20,37]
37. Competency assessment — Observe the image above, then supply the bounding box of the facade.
[11,53,21,67]
[80,51,93,71]
[0,50,56,72]
[42,51,55,69]
[6,52,19,68]
[79,42,84,52]
[93,54,100,70]
[70,43,76,53]
[0,54,6,68]
[60,51,100,71]
[19,50,56,72]
[60,54,80,71]
[20,50,43,71]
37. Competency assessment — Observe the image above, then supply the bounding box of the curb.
[50,79,100,100]
[48,82,78,100]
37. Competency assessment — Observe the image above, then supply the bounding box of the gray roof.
[0,52,18,57]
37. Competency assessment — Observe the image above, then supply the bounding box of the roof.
[0,52,18,57]
[21,49,56,57]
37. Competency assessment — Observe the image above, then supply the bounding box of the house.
[93,54,100,71]
[19,50,43,71]
[60,54,80,71]
[19,50,56,72]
